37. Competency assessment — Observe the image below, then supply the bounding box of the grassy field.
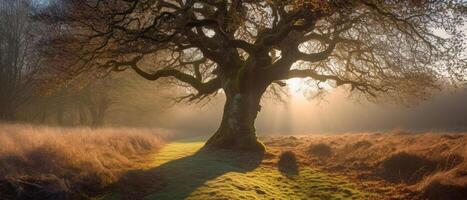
[101,140,381,200]
[1,124,465,199]
[263,131,467,199]
[0,124,167,199]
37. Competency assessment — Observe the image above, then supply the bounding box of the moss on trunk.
[204,88,265,152]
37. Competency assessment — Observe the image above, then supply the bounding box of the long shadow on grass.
[109,148,264,200]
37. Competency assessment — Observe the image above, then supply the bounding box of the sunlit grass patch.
[105,140,379,200]
[186,166,376,200]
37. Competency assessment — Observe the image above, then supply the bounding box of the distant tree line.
[0,0,170,127]
[0,0,39,120]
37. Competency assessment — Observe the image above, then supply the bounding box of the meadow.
[263,130,467,199]
[1,124,465,199]
[1,0,466,199]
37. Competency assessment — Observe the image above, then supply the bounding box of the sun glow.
[286,78,306,97]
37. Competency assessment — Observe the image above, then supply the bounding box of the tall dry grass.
[263,130,467,199]
[0,123,169,194]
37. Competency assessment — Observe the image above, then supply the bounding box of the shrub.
[278,151,299,175]
[307,143,332,157]
[380,152,465,185]
[420,178,467,200]
[380,152,437,184]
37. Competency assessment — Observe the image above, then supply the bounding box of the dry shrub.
[420,179,467,200]
[0,123,168,198]
[278,151,299,175]
[380,152,437,184]
[416,164,467,200]
[307,143,332,157]
[380,152,464,184]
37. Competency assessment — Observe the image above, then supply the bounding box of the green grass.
[99,140,379,200]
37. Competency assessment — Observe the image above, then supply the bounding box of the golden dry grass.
[263,130,467,199]
[0,123,169,198]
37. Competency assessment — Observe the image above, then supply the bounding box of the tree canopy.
[38,0,467,151]
[41,0,466,101]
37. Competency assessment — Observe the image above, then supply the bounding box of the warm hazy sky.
[151,86,467,135]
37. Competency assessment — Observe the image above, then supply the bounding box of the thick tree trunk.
[204,85,266,152]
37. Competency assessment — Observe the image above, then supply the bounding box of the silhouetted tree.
[79,78,114,127]
[41,0,466,151]
[39,76,114,127]
[0,0,42,120]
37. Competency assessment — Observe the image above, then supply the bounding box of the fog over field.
[151,87,467,135]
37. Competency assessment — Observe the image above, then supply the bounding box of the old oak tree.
[42,0,466,152]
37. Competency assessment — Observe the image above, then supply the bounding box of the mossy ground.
[99,138,380,200]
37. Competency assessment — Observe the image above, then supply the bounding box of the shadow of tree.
[110,149,264,200]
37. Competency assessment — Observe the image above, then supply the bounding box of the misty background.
[117,81,467,136]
